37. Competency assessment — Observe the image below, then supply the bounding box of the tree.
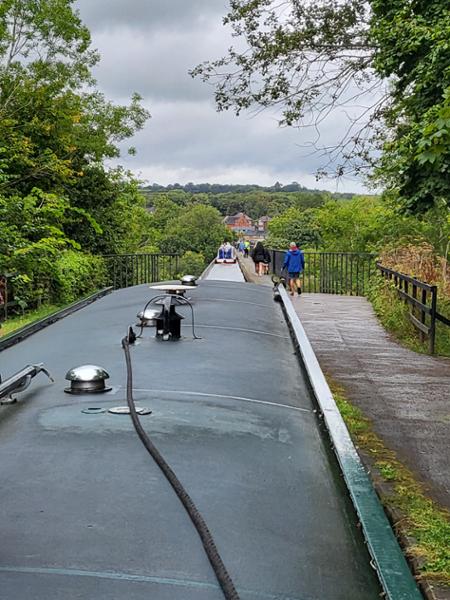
[0,1,150,305]
[192,0,450,213]
[0,0,148,233]
[191,0,379,176]
[0,188,102,305]
[0,7,149,225]
[370,0,450,212]
[159,205,232,260]
[267,207,321,249]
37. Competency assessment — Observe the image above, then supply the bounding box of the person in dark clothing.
[282,242,305,295]
[251,241,271,276]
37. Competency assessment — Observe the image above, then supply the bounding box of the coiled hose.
[121,337,240,600]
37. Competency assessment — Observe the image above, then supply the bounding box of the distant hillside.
[142,181,355,199]
[139,183,365,220]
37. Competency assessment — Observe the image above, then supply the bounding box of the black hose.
[121,337,240,600]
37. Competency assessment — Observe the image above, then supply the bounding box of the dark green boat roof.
[0,281,381,599]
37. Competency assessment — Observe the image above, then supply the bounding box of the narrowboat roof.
[0,280,381,599]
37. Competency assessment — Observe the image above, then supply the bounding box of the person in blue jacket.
[282,242,305,296]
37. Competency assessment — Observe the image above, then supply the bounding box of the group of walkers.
[238,239,251,258]
[250,241,271,276]
[237,238,305,295]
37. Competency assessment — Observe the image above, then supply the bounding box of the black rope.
[121,337,240,600]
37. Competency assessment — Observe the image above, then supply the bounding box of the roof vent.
[64,365,112,394]
[180,275,198,287]
[136,307,161,327]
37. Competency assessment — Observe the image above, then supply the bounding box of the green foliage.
[0,0,150,308]
[315,196,404,252]
[267,207,321,249]
[177,251,205,278]
[0,0,148,195]
[333,383,450,583]
[159,204,232,260]
[53,250,107,304]
[145,188,330,220]
[0,188,101,305]
[265,194,444,254]
[370,0,450,212]
[0,303,62,336]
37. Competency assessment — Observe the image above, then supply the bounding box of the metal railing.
[377,264,450,354]
[270,251,376,296]
[103,253,180,289]
[0,273,16,324]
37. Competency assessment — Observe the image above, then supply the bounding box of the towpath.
[239,254,450,510]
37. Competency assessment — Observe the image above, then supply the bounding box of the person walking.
[282,242,305,295]
[243,240,250,258]
[251,241,271,276]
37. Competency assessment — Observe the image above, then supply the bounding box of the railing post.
[356,256,360,296]
[420,289,427,343]
[314,253,317,293]
[320,254,324,293]
[113,258,117,290]
[412,283,417,319]
[350,255,355,295]
[429,286,437,354]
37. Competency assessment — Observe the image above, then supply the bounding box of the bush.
[367,276,417,341]
[379,243,450,296]
[52,251,107,304]
[177,251,206,278]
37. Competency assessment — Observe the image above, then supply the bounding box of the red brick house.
[223,212,254,234]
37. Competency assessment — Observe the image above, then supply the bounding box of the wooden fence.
[377,263,450,354]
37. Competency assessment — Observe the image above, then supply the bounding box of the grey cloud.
[74,0,368,192]
[75,0,230,34]
[90,23,229,101]
[115,100,365,190]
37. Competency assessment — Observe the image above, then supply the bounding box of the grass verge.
[331,382,450,585]
[0,304,62,338]
[367,276,450,358]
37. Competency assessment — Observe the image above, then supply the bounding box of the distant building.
[256,216,271,233]
[223,212,254,234]
[223,213,272,237]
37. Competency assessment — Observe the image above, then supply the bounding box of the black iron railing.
[377,263,450,354]
[270,251,376,296]
[0,273,17,325]
[103,253,180,289]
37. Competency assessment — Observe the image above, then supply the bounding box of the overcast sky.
[74,0,369,193]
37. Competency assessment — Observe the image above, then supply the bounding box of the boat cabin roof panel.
[0,281,381,599]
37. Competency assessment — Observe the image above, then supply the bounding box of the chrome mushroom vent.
[180,275,198,287]
[136,307,161,327]
[64,365,112,394]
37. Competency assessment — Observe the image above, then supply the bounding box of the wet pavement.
[293,293,450,510]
